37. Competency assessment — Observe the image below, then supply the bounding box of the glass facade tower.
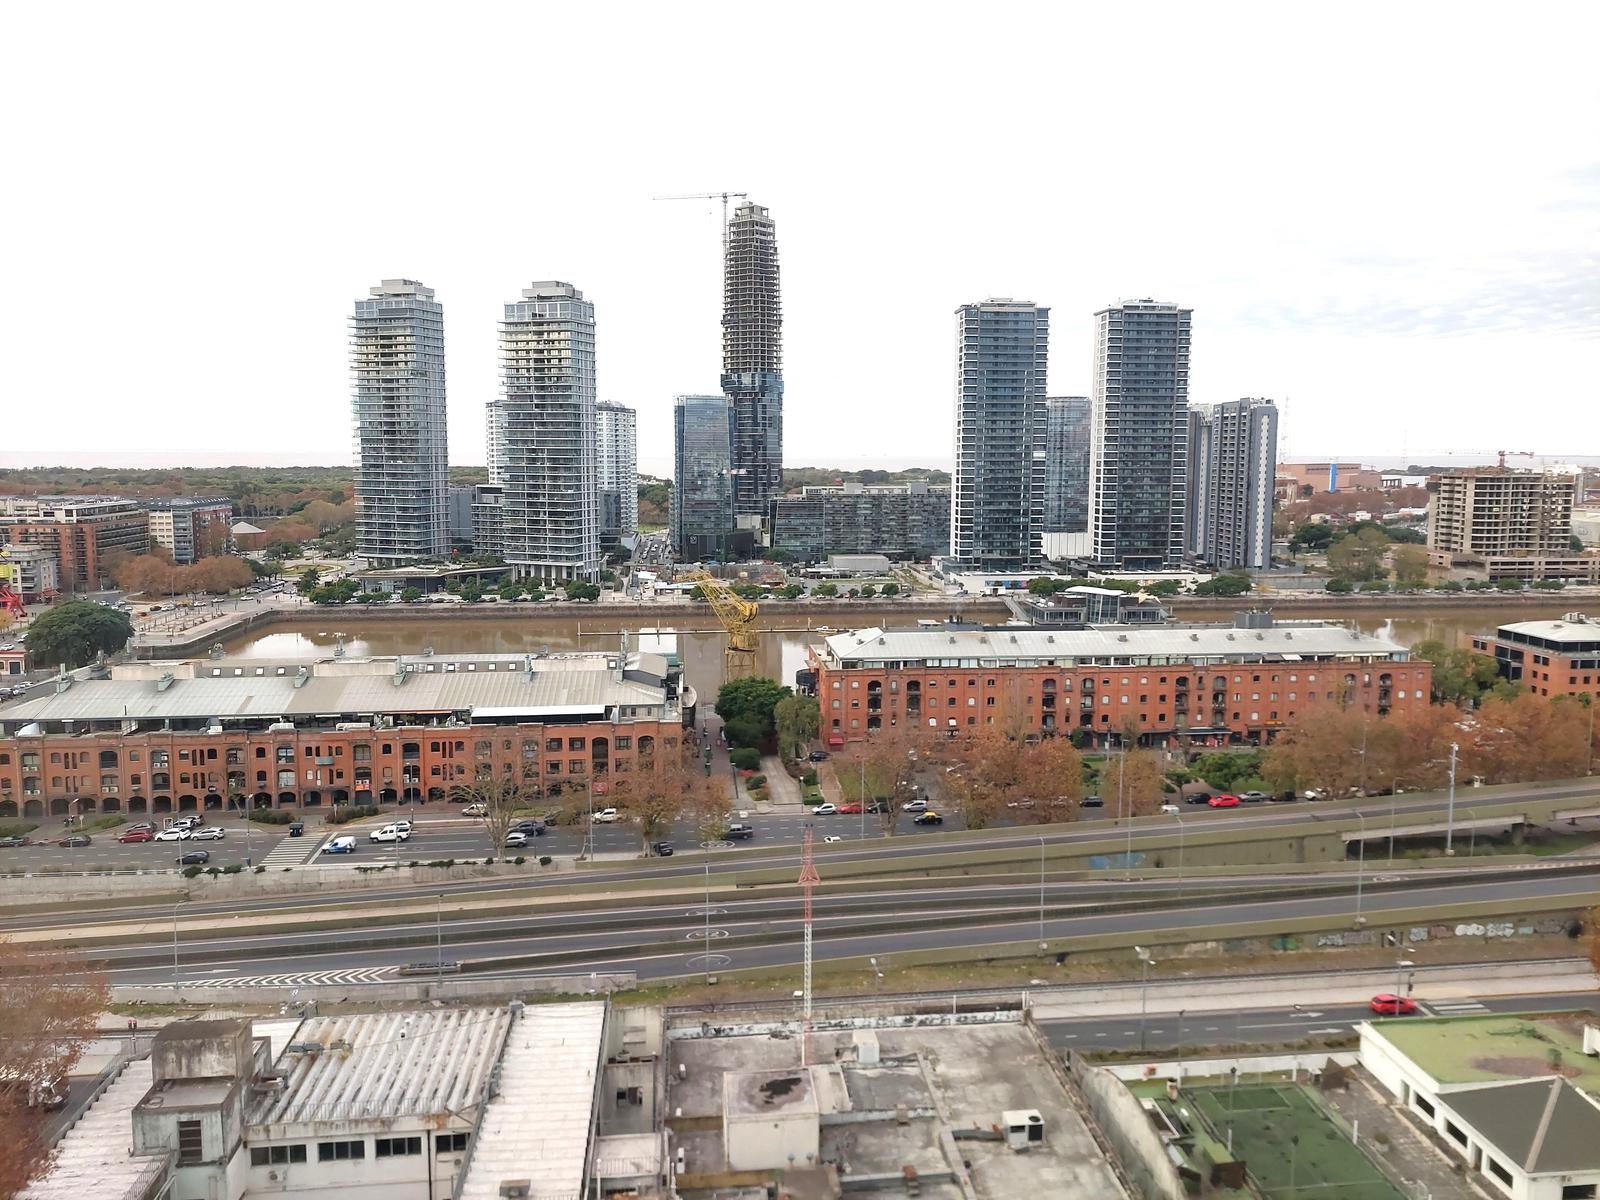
[1043,396,1092,533]
[595,400,638,547]
[672,394,733,562]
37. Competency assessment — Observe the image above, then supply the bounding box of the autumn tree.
[849,729,925,835]
[0,942,108,1196]
[1100,749,1167,817]
[1263,705,1370,798]
[620,747,702,854]
[1391,544,1431,587]
[1012,736,1086,823]
[1461,693,1591,784]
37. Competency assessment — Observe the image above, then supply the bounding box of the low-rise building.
[0,495,149,592]
[2,544,59,601]
[1006,585,1169,627]
[0,643,25,678]
[147,497,234,564]
[0,649,690,819]
[767,482,950,562]
[1470,612,1600,699]
[808,613,1429,747]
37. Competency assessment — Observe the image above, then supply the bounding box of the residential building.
[0,544,59,602]
[445,486,475,550]
[1087,300,1191,572]
[470,484,504,558]
[0,495,149,592]
[672,394,733,562]
[722,202,783,519]
[1186,398,1279,570]
[493,281,600,584]
[768,482,951,561]
[949,299,1049,570]
[1428,468,1591,580]
[1470,613,1600,699]
[807,614,1428,747]
[351,279,449,565]
[0,649,689,819]
[146,496,233,564]
[1043,396,1091,533]
[596,400,639,547]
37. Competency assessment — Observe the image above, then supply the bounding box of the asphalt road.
[93,870,1600,986]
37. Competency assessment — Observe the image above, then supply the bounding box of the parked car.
[912,811,944,825]
[1081,795,1104,808]
[807,750,830,762]
[724,823,755,840]
[58,834,92,848]
[822,835,843,844]
[812,803,838,816]
[901,798,928,813]
[1159,803,1180,815]
[512,820,546,836]
[287,821,305,837]
[118,828,154,844]
[836,803,863,815]
[504,831,530,848]
[1240,791,1268,802]
[1302,789,1329,801]
[189,826,225,841]
[591,808,619,823]
[1208,794,1241,809]
[0,835,32,848]
[179,849,211,866]
[1369,993,1417,1016]
[651,841,674,857]
[461,803,488,817]
[170,814,203,830]
[1185,792,1212,805]
[321,836,357,855]
[369,824,410,843]
[154,827,189,842]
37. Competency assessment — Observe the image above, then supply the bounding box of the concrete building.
[147,497,233,564]
[1043,396,1091,535]
[445,486,475,551]
[493,282,600,584]
[1360,1012,1600,1200]
[1088,299,1191,572]
[469,484,504,558]
[672,394,733,562]
[1186,397,1278,570]
[0,543,60,602]
[0,643,25,678]
[950,299,1049,571]
[723,202,784,520]
[0,495,149,592]
[596,400,638,547]
[0,649,690,819]
[351,279,449,566]
[1470,613,1600,699]
[1278,462,1383,494]
[768,482,950,561]
[1428,468,1590,580]
[1006,585,1170,628]
[808,614,1429,747]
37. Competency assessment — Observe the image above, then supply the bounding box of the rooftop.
[458,1001,606,1200]
[1495,614,1600,645]
[19,1058,167,1200]
[1446,1078,1600,1175]
[250,1008,511,1126]
[820,621,1410,667]
[1369,1012,1600,1092]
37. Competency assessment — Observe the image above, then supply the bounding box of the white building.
[1186,398,1278,571]
[595,400,638,547]
[147,497,233,564]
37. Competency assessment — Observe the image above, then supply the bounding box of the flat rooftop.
[1371,1012,1600,1091]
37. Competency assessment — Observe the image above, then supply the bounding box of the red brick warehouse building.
[0,649,693,819]
[0,495,150,593]
[1471,613,1600,699]
[808,614,1432,748]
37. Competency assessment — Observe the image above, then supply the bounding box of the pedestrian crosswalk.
[1423,998,1491,1016]
[259,834,319,869]
[130,967,398,989]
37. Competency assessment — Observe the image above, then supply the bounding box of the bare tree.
[621,748,700,855]
[0,942,108,1196]
[449,768,537,855]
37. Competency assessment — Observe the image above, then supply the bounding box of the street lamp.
[436,893,444,983]
[1395,956,1415,1006]
[1173,807,1185,886]
[1352,809,1367,926]
[1388,777,1399,867]
[1135,946,1154,1052]
[1445,742,1459,855]
[1037,836,1047,951]
[172,899,184,997]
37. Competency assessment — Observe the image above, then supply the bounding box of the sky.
[3,2,1596,479]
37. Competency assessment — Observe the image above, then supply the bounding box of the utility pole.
[798,825,820,1067]
[1445,741,1459,855]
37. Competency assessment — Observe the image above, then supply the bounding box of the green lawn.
[1184,1084,1404,1199]
[1372,1012,1600,1089]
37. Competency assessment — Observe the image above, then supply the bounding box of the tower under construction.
[721,201,783,519]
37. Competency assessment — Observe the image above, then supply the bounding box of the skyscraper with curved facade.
[722,201,783,520]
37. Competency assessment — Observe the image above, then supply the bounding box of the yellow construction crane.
[686,569,759,678]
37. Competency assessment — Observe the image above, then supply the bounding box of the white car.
[591,808,619,823]
[189,826,225,841]
[504,830,530,848]
[822,835,843,844]
[461,803,488,817]
[154,827,190,842]
[901,798,928,812]
[1159,803,1180,815]
[812,803,838,816]
[369,824,410,843]
[393,819,413,834]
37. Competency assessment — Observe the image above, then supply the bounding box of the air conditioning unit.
[499,1182,531,1199]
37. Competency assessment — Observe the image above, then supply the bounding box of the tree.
[1011,736,1086,822]
[850,730,924,836]
[1193,574,1251,597]
[1392,544,1432,585]
[774,693,820,759]
[458,580,483,603]
[297,567,321,596]
[620,747,703,854]
[715,677,791,748]
[1263,706,1371,798]
[0,941,107,1196]
[497,579,524,602]
[400,587,423,603]
[812,583,838,598]
[1413,639,1505,705]
[564,581,601,601]
[1327,527,1391,582]
[25,601,132,669]
[1147,579,1182,597]
[1324,578,1353,594]
[780,583,805,600]
[881,582,900,597]
[1190,750,1265,792]
[1463,693,1591,784]
[859,584,878,598]
[449,769,538,855]
[1100,749,1167,817]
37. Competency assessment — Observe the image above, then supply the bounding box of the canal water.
[222,601,1587,702]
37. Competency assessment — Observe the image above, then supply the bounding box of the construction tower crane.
[685,569,759,679]
[653,190,748,253]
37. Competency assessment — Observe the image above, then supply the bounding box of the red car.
[836,803,863,815]
[1208,794,1241,808]
[118,828,154,843]
[1369,993,1418,1016]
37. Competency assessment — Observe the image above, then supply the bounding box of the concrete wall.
[114,973,635,1007]
[1065,1050,1187,1200]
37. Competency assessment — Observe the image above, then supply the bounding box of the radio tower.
[798,824,820,1066]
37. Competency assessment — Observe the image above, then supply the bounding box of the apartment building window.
[546,738,562,752]
[21,753,38,770]
[615,736,631,750]
[567,737,586,751]
[435,1133,469,1154]
[318,1140,365,1162]
[226,747,243,765]
[152,751,169,767]
[177,1120,204,1165]
[276,747,294,764]
[375,1136,422,1157]
[353,744,371,762]
[251,1145,306,1166]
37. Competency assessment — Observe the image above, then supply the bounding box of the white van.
[321,836,357,855]
[369,824,410,843]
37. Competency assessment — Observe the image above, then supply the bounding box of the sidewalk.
[759,756,804,811]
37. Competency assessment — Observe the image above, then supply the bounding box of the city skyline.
[5,5,1594,477]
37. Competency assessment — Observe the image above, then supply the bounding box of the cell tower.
[798,823,820,1066]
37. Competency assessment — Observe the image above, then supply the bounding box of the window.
[1561,1185,1597,1200]
[318,1140,365,1162]
[251,1145,307,1166]
[375,1136,422,1157]
[1414,1094,1435,1117]
[1486,1157,1512,1187]
[177,1119,204,1165]
[435,1133,469,1154]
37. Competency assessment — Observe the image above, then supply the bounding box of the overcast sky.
[4,2,1596,478]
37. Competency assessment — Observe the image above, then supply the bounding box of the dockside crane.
[685,569,759,679]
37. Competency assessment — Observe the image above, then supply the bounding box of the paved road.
[90,870,1600,986]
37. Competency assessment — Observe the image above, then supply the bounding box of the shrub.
[0,819,40,839]
[253,865,266,873]
[800,770,818,786]
[1324,578,1353,594]
[182,865,203,878]
[730,747,761,771]
[513,856,526,865]
[538,855,553,867]
[205,867,221,877]
[222,863,243,875]
[747,774,766,789]
[483,856,495,865]
[325,804,379,826]
[250,810,296,825]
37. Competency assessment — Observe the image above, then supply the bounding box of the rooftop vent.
[294,666,312,689]
[156,673,176,692]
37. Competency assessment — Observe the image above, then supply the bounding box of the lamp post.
[1037,836,1047,951]
[1174,807,1185,886]
[1135,945,1154,1052]
[1445,741,1459,855]
[1388,778,1399,867]
[171,899,184,997]
[859,755,867,840]
[435,893,444,983]
[1395,957,1415,1006]
[1353,809,1367,926]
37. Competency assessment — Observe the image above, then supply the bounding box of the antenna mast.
[798,823,820,1066]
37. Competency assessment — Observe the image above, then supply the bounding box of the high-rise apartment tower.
[949,299,1049,570]
[672,394,733,562]
[1088,300,1192,572]
[492,282,599,584]
[722,202,783,518]
[351,279,449,565]
[1043,396,1092,534]
[1186,398,1278,570]
[595,401,638,547]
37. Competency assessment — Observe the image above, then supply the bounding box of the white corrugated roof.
[20,1058,167,1200]
[458,1001,607,1200]
[250,1008,511,1126]
[1497,617,1600,646]
[822,622,1409,665]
